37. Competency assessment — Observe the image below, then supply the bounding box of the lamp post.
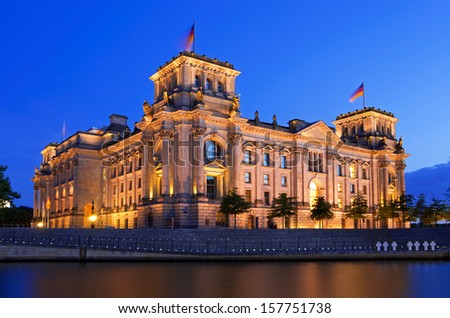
[89,200,97,229]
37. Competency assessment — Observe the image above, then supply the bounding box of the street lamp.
[89,214,98,228]
[37,222,44,228]
[89,200,97,228]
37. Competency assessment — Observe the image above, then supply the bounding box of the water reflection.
[0,261,449,297]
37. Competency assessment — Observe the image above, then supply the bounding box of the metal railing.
[0,232,443,255]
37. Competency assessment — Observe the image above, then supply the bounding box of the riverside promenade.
[0,227,449,261]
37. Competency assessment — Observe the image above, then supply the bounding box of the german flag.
[185,23,195,52]
[349,82,364,102]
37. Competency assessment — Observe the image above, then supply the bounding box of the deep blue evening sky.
[1,1,449,206]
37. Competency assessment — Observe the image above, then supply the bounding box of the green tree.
[0,206,33,227]
[219,189,252,229]
[411,193,427,225]
[376,200,398,228]
[267,193,298,229]
[396,192,414,228]
[424,198,447,227]
[0,166,20,207]
[345,192,368,229]
[310,196,334,229]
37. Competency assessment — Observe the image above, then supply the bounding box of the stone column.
[193,128,206,196]
[396,161,406,194]
[161,129,173,196]
[255,142,263,206]
[379,160,389,203]
[229,134,242,192]
[33,184,39,219]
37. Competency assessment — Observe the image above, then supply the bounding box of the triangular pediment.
[204,159,226,170]
[297,121,339,142]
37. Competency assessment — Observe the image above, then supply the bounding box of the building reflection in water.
[0,261,449,297]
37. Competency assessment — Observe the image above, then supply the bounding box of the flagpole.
[193,22,195,52]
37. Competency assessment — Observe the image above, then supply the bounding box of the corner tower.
[149,51,241,116]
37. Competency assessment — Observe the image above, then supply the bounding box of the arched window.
[194,76,200,87]
[217,82,223,93]
[204,140,223,161]
[206,79,212,90]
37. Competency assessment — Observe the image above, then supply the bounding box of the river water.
[0,261,449,297]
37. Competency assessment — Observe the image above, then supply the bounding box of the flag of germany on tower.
[349,83,364,102]
[185,24,195,52]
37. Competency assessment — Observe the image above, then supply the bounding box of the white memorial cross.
[391,241,398,252]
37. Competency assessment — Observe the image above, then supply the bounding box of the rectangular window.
[264,192,271,205]
[111,167,116,178]
[280,155,287,169]
[244,150,253,164]
[129,180,133,190]
[120,183,124,193]
[350,184,355,194]
[263,153,270,166]
[128,160,133,173]
[124,218,129,229]
[119,165,124,176]
[337,197,342,209]
[113,185,116,195]
[245,190,252,203]
[129,196,132,207]
[337,182,343,192]
[134,217,138,229]
[138,178,142,188]
[245,172,251,183]
[362,185,367,195]
[138,194,141,202]
[120,197,124,207]
[281,176,287,187]
[337,165,343,176]
[137,156,143,170]
[349,165,357,178]
[308,152,314,171]
[263,174,269,185]
[318,154,323,173]
[362,168,368,179]
[206,176,216,199]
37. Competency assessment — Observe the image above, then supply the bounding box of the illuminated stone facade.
[32,52,409,229]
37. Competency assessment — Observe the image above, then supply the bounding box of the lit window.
[281,176,287,187]
[337,197,342,209]
[218,82,223,93]
[206,79,212,90]
[350,184,355,193]
[337,183,343,192]
[349,165,357,178]
[245,172,251,183]
[362,185,367,195]
[263,174,269,185]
